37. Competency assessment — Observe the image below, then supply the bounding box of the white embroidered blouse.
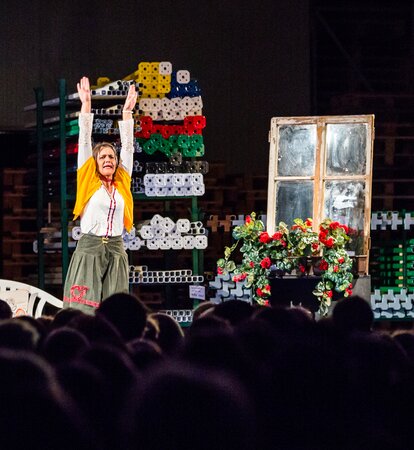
[78,113,134,237]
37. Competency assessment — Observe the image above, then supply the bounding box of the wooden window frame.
[266,114,375,274]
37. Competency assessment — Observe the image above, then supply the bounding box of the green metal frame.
[59,79,69,282]
[35,87,45,289]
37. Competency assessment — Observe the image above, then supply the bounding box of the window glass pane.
[277,125,316,176]
[326,123,367,175]
[324,181,365,254]
[275,181,313,226]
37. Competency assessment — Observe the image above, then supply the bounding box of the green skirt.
[63,234,129,314]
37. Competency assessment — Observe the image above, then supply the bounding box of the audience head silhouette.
[332,295,374,334]
[0,299,12,320]
[97,292,148,342]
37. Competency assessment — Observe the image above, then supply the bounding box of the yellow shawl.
[73,157,134,232]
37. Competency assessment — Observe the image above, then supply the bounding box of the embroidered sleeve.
[78,113,94,169]
[118,118,134,176]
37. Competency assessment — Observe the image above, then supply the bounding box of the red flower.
[325,237,334,248]
[340,224,349,234]
[329,221,340,230]
[327,290,333,298]
[346,288,353,296]
[263,300,270,307]
[245,215,251,224]
[249,261,255,268]
[259,232,271,244]
[292,224,305,232]
[348,283,353,289]
[333,265,339,273]
[304,219,312,227]
[260,257,271,269]
[233,273,247,282]
[311,243,319,251]
[319,260,328,271]
[217,267,223,275]
[338,257,345,264]
[272,231,283,240]
[299,264,306,273]
[280,240,287,248]
[257,284,271,297]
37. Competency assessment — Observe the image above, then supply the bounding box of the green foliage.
[217,214,354,315]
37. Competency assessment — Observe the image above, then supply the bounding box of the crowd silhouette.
[0,293,411,450]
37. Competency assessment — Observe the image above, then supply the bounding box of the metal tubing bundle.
[371,289,414,319]
[370,211,414,230]
[130,215,207,251]
[133,140,143,153]
[138,98,203,121]
[126,238,142,251]
[139,134,205,158]
[129,265,204,284]
[91,80,133,96]
[168,71,201,98]
[136,61,172,98]
[137,115,205,138]
[160,309,193,324]
[93,119,113,134]
[133,161,144,172]
[144,173,205,197]
[92,104,123,116]
[131,177,145,194]
[144,160,208,174]
[208,273,253,303]
[71,227,82,240]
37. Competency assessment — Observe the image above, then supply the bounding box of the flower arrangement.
[313,219,354,315]
[216,213,354,315]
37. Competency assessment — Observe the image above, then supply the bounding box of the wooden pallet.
[1,168,39,281]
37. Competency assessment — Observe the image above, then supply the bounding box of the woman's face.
[96,146,117,178]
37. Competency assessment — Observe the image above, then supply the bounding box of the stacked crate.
[1,168,38,281]
[370,243,405,289]
[370,211,414,319]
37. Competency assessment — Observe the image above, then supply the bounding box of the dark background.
[2,1,414,176]
[0,0,310,174]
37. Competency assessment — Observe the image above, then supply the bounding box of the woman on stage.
[63,76,137,313]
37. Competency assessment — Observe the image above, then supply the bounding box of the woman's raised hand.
[77,77,91,113]
[123,83,138,114]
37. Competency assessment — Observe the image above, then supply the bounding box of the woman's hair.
[92,142,118,167]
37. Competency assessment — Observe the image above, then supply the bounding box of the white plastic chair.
[0,279,63,318]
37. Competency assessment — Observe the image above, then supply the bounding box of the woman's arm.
[122,83,137,120]
[77,77,93,168]
[119,84,137,176]
[78,76,91,113]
